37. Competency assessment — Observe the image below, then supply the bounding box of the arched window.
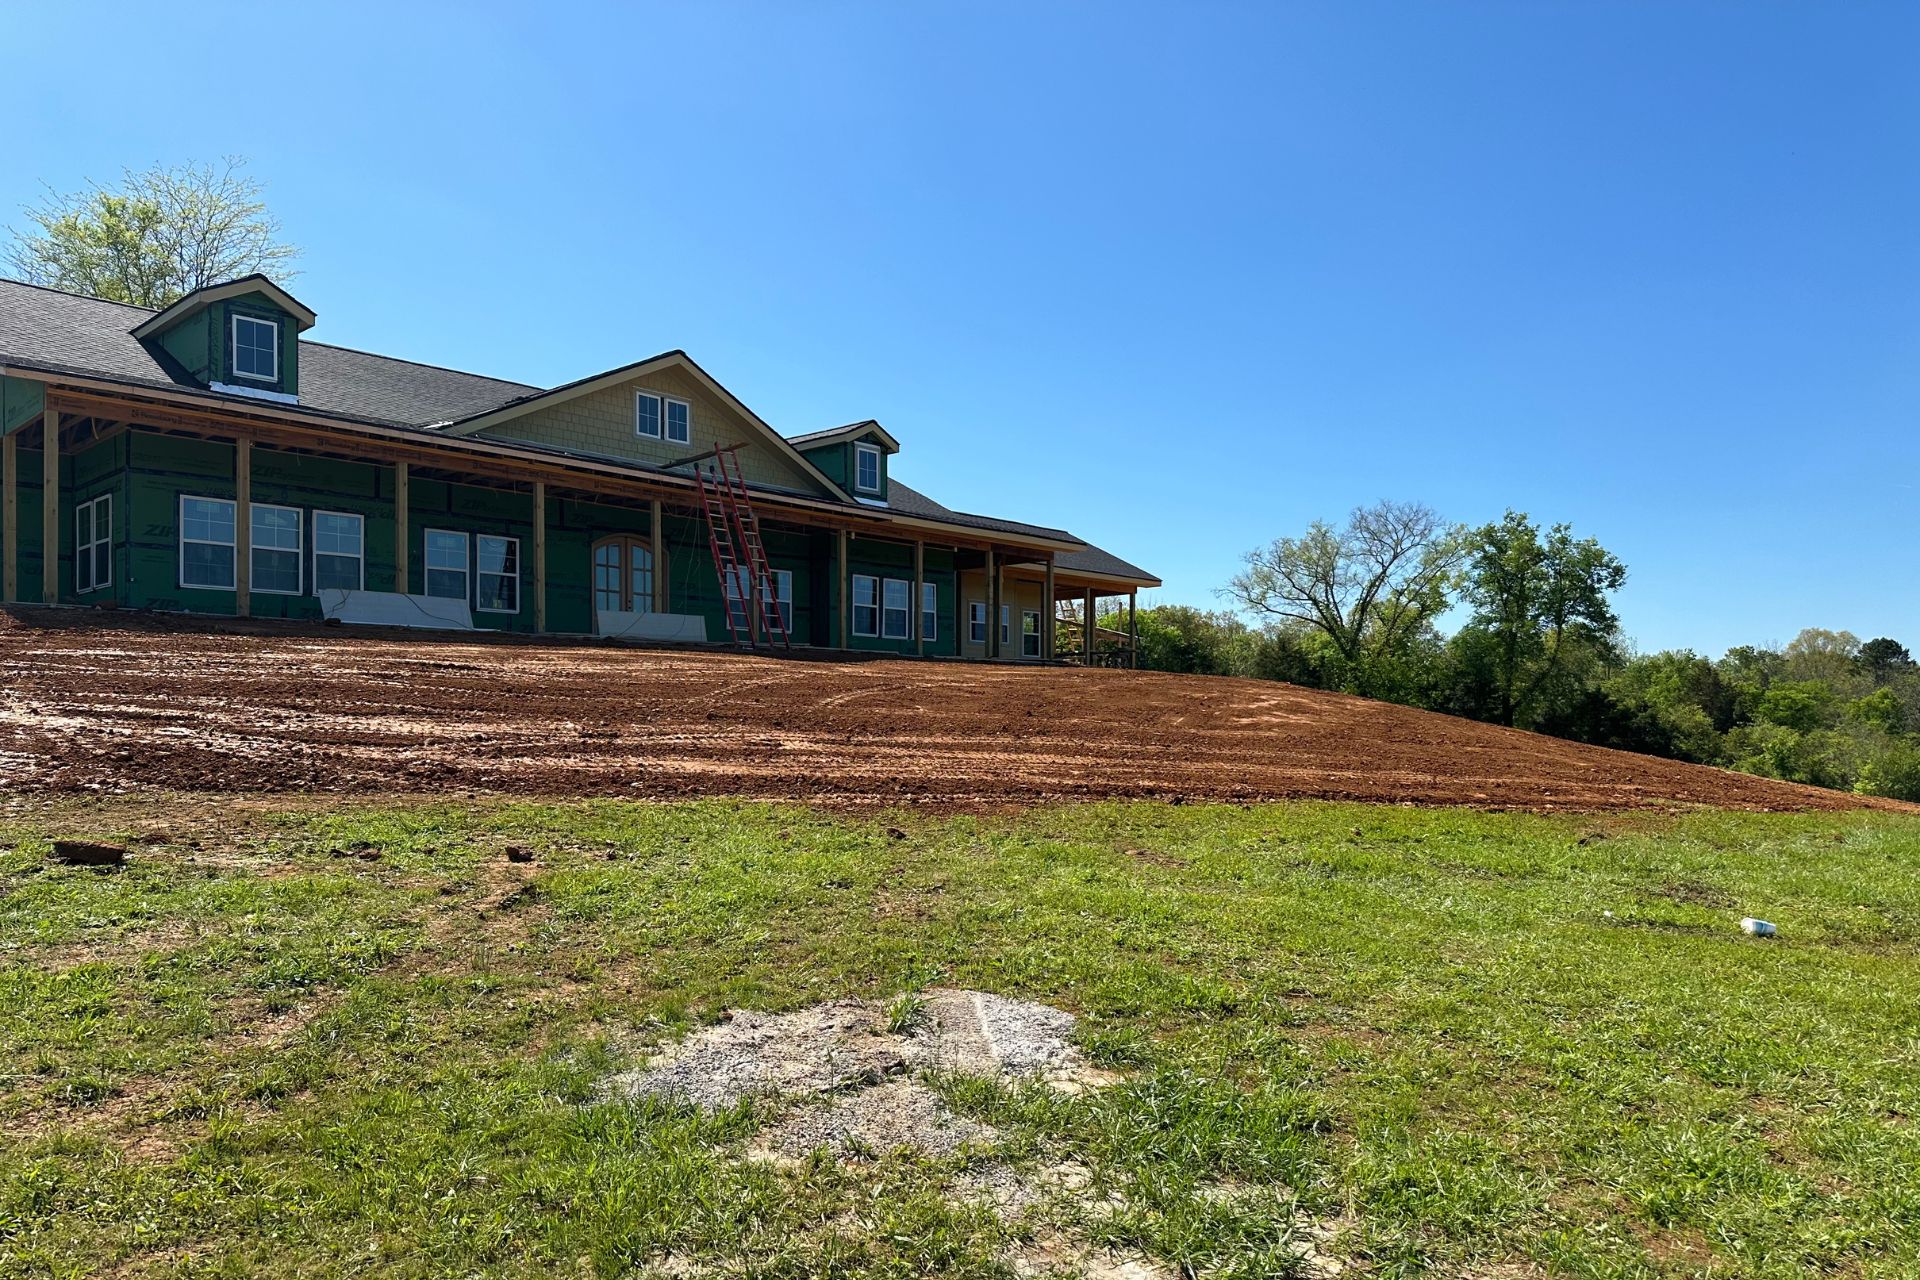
[592,537,654,615]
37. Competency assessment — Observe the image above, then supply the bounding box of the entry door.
[592,538,654,616]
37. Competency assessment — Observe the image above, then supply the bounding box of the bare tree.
[1226,500,1466,692]
[7,158,298,307]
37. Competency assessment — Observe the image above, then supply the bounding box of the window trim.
[771,568,794,629]
[921,581,938,643]
[881,577,911,640]
[635,390,663,438]
[178,494,238,591]
[423,527,471,603]
[1022,609,1042,658]
[230,313,280,383]
[249,501,304,596]
[663,396,692,445]
[851,573,880,638]
[853,442,882,494]
[474,533,521,614]
[968,600,987,645]
[75,493,111,594]
[312,509,366,594]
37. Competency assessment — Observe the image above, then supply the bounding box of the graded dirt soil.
[0,608,1899,812]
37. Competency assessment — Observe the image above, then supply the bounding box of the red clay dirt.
[0,608,1902,813]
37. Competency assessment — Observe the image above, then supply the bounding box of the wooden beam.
[1084,587,1096,665]
[233,438,251,617]
[986,547,999,659]
[41,411,59,604]
[532,480,547,633]
[1042,556,1055,661]
[1,433,15,603]
[393,462,409,594]
[651,499,666,611]
[913,539,925,658]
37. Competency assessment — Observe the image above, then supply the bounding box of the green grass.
[2,799,1918,1278]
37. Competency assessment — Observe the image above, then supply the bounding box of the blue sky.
[4,3,1915,655]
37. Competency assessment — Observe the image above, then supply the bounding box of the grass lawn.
[2,799,1918,1279]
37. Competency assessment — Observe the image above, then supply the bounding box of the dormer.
[131,274,316,405]
[791,420,901,505]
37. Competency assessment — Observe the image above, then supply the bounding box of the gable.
[471,363,832,496]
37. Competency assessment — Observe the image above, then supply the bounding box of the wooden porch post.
[1084,588,1096,665]
[651,500,667,612]
[40,411,59,604]
[1128,589,1138,668]
[913,539,925,657]
[532,480,547,633]
[1042,557,1056,660]
[233,437,251,617]
[2,432,16,603]
[984,547,997,659]
[835,527,850,648]
[393,462,410,595]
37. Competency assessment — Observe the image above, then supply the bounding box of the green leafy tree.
[6,158,297,307]
[1225,500,1467,697]
[1455,511,1627,727]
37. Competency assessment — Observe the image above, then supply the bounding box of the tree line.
[1107,501,1920,803]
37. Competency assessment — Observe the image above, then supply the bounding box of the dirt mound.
[0,608,1897,812]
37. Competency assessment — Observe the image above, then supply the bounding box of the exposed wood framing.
[987,547,1000,659]
[41,411,58,604]
[836,529,850,647]
[1128,590,1138,668]
[1042,556,1055,660]
[913,539,926,657]
[651,500,666,612]
[234,438,251,616]
[1084,587,1096,664]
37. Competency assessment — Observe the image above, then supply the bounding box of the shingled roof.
[0,277,1156,585]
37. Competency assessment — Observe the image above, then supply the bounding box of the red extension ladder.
[694,446,791,650]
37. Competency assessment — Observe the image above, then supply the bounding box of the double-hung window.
[250,504,302,594]
[231,315,279,382]
[476,535,520,613]
[854,443,881,494]
[771,569,794,628]
[664,397,691,444]
[1000,604,1012,648]
[852,574,879,637]
[882,578,911,639]
[968,600,987,644]
[179,496,237,589]
[921,582,938,643]
[636,391,693,444]
[1022,610,1042,658]
[313,512,365,592]
[75,494,111,593]
[425,529,469,600]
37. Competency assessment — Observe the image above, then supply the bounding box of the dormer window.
[231,314,280,383]
[637,391,693,444]
[854,442,882,493]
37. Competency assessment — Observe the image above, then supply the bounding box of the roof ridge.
[301,339,542,390]
[0,275,159,314]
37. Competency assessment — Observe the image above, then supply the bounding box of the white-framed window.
[664,397,691,444]
[854,442,881,493]
[251,503,303,595]
[882,578,911,639]
[771,569,794,628]
[75,494,111,594]
[231,314,279,382]
[968,600,987,644]
[1000,604,1011,647]
[921,582,938,643]
[1023,609,1042,658]
[179,495,237,590]
[476,534,520,613]
[424,529,469,601]
[313,511,365,593]
[636,391,662,439]
[852,574,879,637]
